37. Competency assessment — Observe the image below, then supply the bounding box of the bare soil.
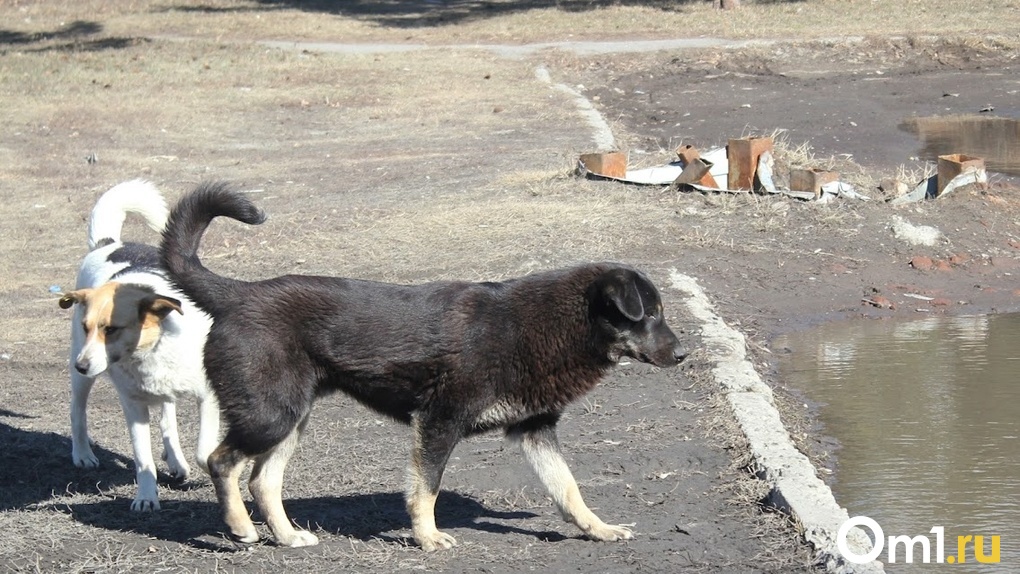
[570,35,1020,336]
[2,2,1019,573]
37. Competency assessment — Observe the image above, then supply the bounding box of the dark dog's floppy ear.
[603,271,644,322]
[142,295,183,319]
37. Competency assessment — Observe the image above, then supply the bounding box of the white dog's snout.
[75,345,108,377]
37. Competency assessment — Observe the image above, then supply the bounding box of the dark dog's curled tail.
[160,181,266,314]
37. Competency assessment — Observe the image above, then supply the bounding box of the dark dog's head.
[589,267,687,368]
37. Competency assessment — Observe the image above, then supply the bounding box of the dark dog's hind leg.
[406,413,462,551]
[509,419,634,542]
[208,443,258,543]
[249,414,318,547]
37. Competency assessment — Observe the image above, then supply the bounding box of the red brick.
[909,256,934,270]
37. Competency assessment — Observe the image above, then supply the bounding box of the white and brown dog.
[59,180,218,511]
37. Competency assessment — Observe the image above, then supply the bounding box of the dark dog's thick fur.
[160,182,687,550]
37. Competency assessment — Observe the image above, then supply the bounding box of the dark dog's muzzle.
[633,328,688,368]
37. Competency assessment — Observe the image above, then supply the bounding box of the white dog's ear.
[58,290,90,310]
[144,295,183,319]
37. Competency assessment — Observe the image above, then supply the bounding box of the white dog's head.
[59,282,182,377]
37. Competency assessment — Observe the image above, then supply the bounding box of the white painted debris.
[607,161,685,185]
[890,215,945,246]
[888,177,932,205]
[940,166,987,196]
[756,150,778,193]
[889,168,987,205]
[818,181,871,204]
[702,146,730,182]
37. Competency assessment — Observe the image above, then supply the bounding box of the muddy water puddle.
[901,115,1020,177]
[776,314,1020,572]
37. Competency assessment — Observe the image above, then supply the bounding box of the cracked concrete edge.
[534,65,617,152]
[669,271,886,574]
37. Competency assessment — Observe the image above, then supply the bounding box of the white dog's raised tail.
[87,179,168,250]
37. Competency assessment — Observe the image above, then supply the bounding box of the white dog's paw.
[416,529,458,552]
[72,446,100,468]
[130,495,160,512]
[163,453,191,481]
[586,522,633,542]
[279,530,319,548]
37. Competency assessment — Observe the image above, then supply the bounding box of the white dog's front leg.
[119,398,160,511]
[159,401,190,480]
[70,372,99,468]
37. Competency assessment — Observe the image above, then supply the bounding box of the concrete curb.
[534,65,617,152]
[669,272,885,574]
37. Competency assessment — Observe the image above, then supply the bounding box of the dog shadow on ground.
[288,491,568,545]
[0,410,569,549]
[65,490,568,551]
[0,412,137,510]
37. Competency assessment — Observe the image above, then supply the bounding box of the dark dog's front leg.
[208,444,259,544]
[509,418,633,542]
[406,413,461,551]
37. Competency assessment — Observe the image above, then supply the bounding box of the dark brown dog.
[160,182,687,550]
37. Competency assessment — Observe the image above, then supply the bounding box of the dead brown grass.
[3,0,1017,46]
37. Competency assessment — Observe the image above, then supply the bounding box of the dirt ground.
[2,2,1020,573]
[573,36,1020,335]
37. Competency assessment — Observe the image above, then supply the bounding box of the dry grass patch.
[3,0,1017,45]
[241,181,686,283]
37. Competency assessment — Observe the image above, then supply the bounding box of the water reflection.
[900,115,1020,176]
[776,314,1020,572]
